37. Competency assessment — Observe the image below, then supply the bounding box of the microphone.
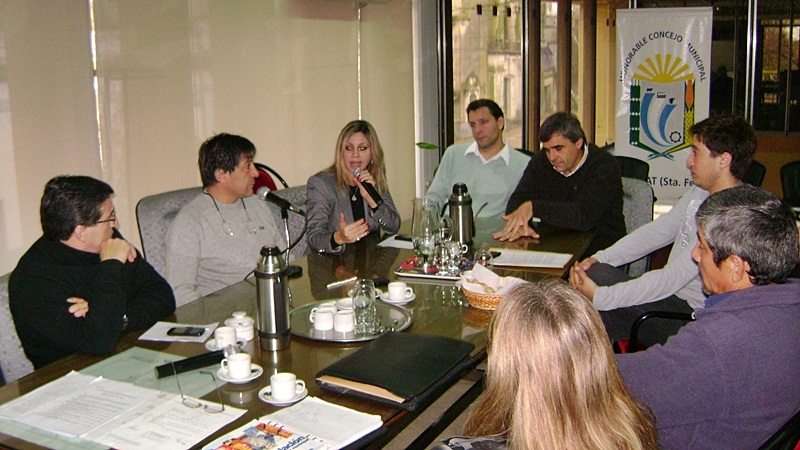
[257,186,306,216]
[154,344,242,378]
[353,168,384,207]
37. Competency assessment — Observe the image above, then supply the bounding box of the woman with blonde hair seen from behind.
[442,279,657,450]
[307,120,400,254]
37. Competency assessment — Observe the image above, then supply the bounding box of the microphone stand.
[279,206,307,279]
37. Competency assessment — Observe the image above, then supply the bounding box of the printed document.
[0,371,244,450]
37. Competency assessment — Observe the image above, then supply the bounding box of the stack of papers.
[0,371,244,450]
[489,248,572,268]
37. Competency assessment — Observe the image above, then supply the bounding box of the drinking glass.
[411,198,438,266]
[437,214,453,244]
[434,245,452,274]
[445,240,468,273]
[351,279,377,334]
[473,248,495,270]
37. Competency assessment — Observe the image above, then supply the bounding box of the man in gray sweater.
[569,116,756,346]
[166,134,285,306]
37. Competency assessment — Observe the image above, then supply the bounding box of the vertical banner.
[616,7,713,204]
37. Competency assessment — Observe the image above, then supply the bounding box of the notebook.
[316,332,476,411]
[204,396,383,450]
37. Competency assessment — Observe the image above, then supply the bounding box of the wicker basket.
[461,305,495,329]
[461,286,504,310]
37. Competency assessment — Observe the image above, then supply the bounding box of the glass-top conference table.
[0,219,594,449]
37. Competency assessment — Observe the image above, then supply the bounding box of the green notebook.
[316,332,476,411]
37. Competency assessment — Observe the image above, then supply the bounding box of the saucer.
[205,339,221,351]
[258,385,308,406]
[379,292,416,304]
[217,364,263,384]
[205,339,244,352]
[347,288,383,297]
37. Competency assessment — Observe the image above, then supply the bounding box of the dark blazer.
[306,172,400,253]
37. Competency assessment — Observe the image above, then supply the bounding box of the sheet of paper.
[138,321,218,343]
[378,235,414,249]
[85,395,245,450]
[488,248,572,268]
[0,372,160,438]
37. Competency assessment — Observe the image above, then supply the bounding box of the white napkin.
[460,263,526,295]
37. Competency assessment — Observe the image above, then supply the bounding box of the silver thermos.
[448,182,475,246]
[255,245,291,351]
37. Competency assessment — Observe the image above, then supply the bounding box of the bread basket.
[461,286,504,310]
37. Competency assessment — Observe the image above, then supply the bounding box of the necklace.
[205,192,258,236]
[350,185,359,202]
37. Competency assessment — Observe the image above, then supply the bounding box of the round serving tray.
[290,300,412,343]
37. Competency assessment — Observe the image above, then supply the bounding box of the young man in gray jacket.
[569,116,756,345]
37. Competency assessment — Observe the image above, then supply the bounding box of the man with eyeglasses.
[166,133,285,306]
[569,116,757,347]
[9,176,175,369]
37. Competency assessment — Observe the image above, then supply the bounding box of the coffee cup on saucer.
[387,282,413,301]
[220,353,252,380]
[215,326,238,349]
[270,372,305,401]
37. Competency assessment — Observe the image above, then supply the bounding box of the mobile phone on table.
[167,326,206,337]
[395,234,412,242]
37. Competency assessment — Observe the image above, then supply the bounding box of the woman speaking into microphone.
[307,120,400,254]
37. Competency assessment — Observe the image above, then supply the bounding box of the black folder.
[316,332,476,411]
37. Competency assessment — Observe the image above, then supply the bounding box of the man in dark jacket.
[617,184,800,448]
[10,176,175,368]
[494,112,625,257]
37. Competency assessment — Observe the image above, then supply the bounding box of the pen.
[327,276,357,290]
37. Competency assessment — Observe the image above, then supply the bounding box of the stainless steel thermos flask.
[255,245,291,351]
[448,182,475,246]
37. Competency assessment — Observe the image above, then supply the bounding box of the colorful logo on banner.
[629,54,694,160]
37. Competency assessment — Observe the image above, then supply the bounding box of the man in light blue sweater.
[425,99,530,217]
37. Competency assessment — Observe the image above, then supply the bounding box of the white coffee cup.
[215,326,238,349]
[336,298,354,311]
[312,309,335,331]
[387,281,413,301]
[220,353,252,380]
[309,303,337,322]
[270,372,305,401]
[333,310,356,333]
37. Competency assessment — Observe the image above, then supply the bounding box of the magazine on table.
[204,396,383,450]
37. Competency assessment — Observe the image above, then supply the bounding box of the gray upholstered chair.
[0,273,35,385]
[136,187,203,277]
[136,185,309,277]
[268,185,310,261]
[621,177,654,277]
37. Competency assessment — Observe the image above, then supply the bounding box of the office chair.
[254,163,289,194]
[135,187,203,277]
[0,273,35,385]
[743,159,767,187]
[621,177,654,277]
[780,160,800,209]
[615,155,651,182]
